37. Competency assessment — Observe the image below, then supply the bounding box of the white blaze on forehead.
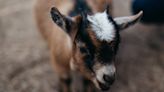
[87,11,116,42]
[96,65,116,83]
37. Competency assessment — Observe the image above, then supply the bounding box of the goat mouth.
[92,78,111,91]
[97,81,111,91]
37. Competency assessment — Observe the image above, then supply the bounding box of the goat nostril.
[103,74,115,84]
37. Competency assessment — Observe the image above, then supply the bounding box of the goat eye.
[79,47,93,61]
[85,54,92,59]
[80,47,88,53]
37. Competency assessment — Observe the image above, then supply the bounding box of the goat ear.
[51,7,79,40]
[51,7,75,37]
[114,11,143,30]
[51,7,66,29]
[70,15,82,40]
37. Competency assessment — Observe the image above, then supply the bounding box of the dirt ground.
[0,0,163,92]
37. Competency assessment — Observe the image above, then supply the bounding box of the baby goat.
[34,0,143,91]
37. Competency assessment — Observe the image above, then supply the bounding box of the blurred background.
[0,0,163,92]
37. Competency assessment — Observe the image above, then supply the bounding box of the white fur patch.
[96,65,116,83]
[87,11,115,42]
[70,59,77,71]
